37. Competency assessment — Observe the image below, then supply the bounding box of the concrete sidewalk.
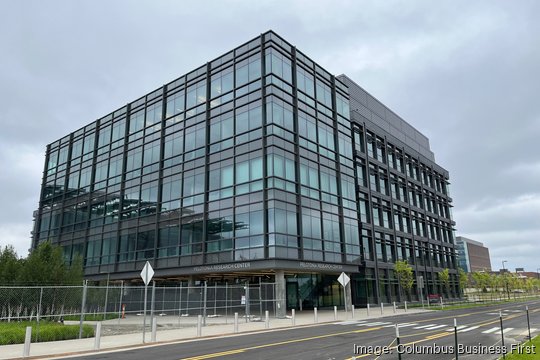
[0,306,430,359]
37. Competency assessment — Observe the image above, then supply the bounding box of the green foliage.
[0,245,23,285]
[394,260,414,298]
[472,271,490,292]
[0,321,94,345]
[506,335,540,360]
[458,268,468,293]
[0,242,83,286]
[438,268,450,296]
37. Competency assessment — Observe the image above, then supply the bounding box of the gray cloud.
[1,0,538,271]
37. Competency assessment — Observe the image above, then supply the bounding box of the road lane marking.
[413,324,437,329]
[518,328,537,336]
[359,322,390,326]
[181,349,246,360]
[482,327,500,334]
[459,326,480,332]
[424,325,446,330]
[180,326,384,360]
[338,320,367,325]
[444,325,467,332]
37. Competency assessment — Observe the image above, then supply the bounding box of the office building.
[456,236,491,272]
[32,31,458,311]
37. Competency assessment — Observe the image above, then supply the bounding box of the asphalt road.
[69,299,540,360]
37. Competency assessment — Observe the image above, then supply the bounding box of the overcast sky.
[1,0,538,272]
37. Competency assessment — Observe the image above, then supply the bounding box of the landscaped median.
[503,335,540,359]
[0,321,94,345]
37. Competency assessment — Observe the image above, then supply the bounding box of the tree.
[471,271,490,300]
[394,260,414,301]
[0,241,84,286]
[458,268,468,297]
[438,268,450,298]
[0,245,23,285]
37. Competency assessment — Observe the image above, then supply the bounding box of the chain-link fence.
[0,282,278,335]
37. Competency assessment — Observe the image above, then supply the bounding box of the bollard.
[314,307,318,323]
[393,301,396,314]
[500,311,506,359]
[151,317,157,342]
[23,326,32,358]
[526,306,532,342]
[405,301,408,312]
[234,312,239,333]
[292,309,296,326]
[440,297,443,309]
[334,306,338,320]
[380,302,384,315]
[265,310,269,329]
[367,303,370,317]
[454,318,459,360]
[197,315,202,337]
[94,322,102,350]
[352,305,355,319]
[396,324,402,360]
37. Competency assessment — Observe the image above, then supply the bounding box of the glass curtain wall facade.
[32,31,457,306]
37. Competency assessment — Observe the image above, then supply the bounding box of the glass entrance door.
[286,282,298,309]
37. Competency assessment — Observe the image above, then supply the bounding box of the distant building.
[456,236,491,272]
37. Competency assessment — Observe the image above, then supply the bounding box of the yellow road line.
[181,301,540,360]
[179,327,382,359]
[181,349,246,360]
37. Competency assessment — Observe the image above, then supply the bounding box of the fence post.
[94,322,102,350]
[151,281,156,322]
[440,296,443,309]
[197,315,202,337]
[103,274,110,320]
[259,278,263,318]
[23,326,32,358]
[203,281,207,326]
[151,316,157,342]
[214,283,218,317]
[265,310,269,329]
[118,281,124,323]
[245,280,250,323]
[314,307,318,323]
[292,309,296,326]
[79,281,88,339]
[225,283,228,324]
[234,312,239,333]
[37,287,43,325]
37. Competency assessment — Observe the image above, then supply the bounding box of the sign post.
[337,272,350,313]
[140,261,154,343]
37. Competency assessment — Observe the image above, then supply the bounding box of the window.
[236,55,261,87]
[265,50,292,83]
[296,66,315,98]
[166,90,185,118]
[236,104,262,134]
[266,101,293,129]
[186,80,206,109]
[211,68,234,99]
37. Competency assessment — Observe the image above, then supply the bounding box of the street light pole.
[502,261,509,300]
